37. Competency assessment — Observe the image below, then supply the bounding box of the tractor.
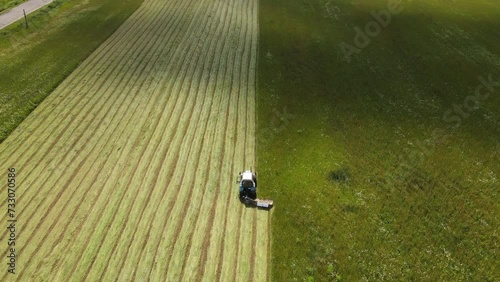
[237,170,273,209]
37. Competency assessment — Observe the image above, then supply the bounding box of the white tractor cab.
[237,170,273,209]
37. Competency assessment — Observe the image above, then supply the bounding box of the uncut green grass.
[0,0,28,14]
[0,0,144,142]
[258,0,499,281]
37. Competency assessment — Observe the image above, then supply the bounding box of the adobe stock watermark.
[257,107,295,149]
[443,73,500,128]
[383,128,449,189]
[339,0,412,63]
[383,71,500,190]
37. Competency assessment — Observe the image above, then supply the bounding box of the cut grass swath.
[0,0,268,280]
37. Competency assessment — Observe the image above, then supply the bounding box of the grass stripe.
[0,0,153,158]
[10,0,193,278]
[0,0,268,280]
[0,0,168,235]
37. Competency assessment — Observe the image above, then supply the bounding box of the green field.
[258,0,499,280]
[0,0,498,280]
[0,0,269,280]
[0,0,144,142]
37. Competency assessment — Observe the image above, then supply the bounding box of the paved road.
[0,0,53,30]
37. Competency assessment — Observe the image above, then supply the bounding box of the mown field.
[0,0,269,280]
[0,0,144,142]
[258,0,499,281]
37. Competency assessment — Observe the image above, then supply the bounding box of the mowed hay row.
[0,0,270,280]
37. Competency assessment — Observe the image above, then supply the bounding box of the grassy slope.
[0,0,144,142]
[258,0,499,280]
[0,0,29,14]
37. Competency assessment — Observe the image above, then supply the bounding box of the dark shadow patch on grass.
[329,168,350,183]
[400,167,440,194]
[342,204,358,213]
